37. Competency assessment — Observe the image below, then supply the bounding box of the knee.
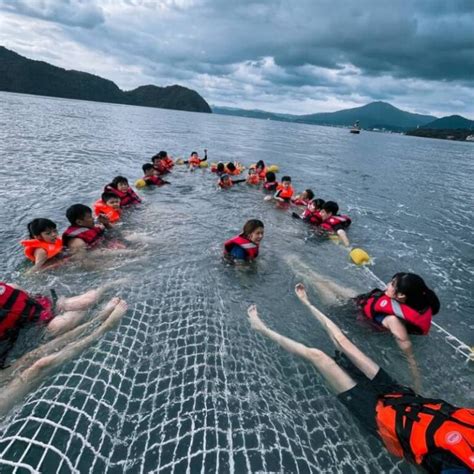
[307,348,330,363]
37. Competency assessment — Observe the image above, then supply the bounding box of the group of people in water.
[0,150,472,473]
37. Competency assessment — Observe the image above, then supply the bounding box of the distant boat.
[350,120,361,134]
[466,135,474,142]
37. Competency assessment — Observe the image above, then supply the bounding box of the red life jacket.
[247,174,260,185]
[292,197,310,206]
[163,157,174,169]
[153,161,168,175]
[189,155,201,167]
[302,209,322,225]
[62,225,104,248]
[263,181,278,191]
[219,179,233,189]
[104,185,142,206]
[21,238,63,262]
[358,289,433,335]
[0,283,44,340]
[376,393,474,471]
[320,214,351,232]
[224,235,259,260]
[144,175,166,186]
[275,184,294,200]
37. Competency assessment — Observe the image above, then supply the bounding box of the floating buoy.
[200,161,209,168]
[135,179,146,189]
[267,165,279,173]
[350,248,370,265]
[176,158,184,165]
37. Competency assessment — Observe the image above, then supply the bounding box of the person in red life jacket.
[224,219,264,262]
[21,218,63,273]
[158,150,174,171]
[225,162,241,175]
[317,200,352,246]
[104,176,141,207]
[246,167,261,185]
[151,154,168,175]
[248,284,473,474]
[292,189,315,206]
[94,192,121,225]
[211,162,226,175]
[292,198,325,223]
[218,174,246,189]
[263,171,278,192]
[142,164,170,186]
[0,281,128,416]
[62,204,109,256]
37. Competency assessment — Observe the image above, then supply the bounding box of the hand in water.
[247,304,266,331]
[97,215,110,226]
[295,283,308,302]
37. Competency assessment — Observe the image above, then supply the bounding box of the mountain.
[405,115,474,141]
[0,46,211,113]
[212,106,291,121]
[420,115,474,130]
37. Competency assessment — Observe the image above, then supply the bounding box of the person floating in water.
[21,218,63,273]
[317,201,351,246]
[292,197,325,223]
[265,175,294,203]
[142,164,170,186]
[246,167,261,185]
[188,149,208,169]
[225,162,241,175]
[253,160,267,180]
[218,174,246,189]
[0,281,127,417]
[151,153,168,175]
[263,171,278,192]
[247,284,473,474]
[224,219,264,262]
[292,189,315,206]
[159,150,174,171]
[93,192,122,224]
[104,176,141,206]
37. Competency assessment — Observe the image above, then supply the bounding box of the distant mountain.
[213,101,437,131]
[420,115,474,130]
[0,46,211,113]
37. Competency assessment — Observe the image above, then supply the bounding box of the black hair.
[392,273,440,315]
[281,175,291,182]
[242,219,264,237]
[143,163,154,173]
[27,218,57,239]
[110,176,129,188]
[101,192,120,203]
[265,171,276,182]
[220,174,230,181]
[158,151,167,158]
[310,198,325,210]
[151,154,161,163]
[217,162,225,172]
[191,151,198,156]
[227,162,236,172]
[66,204,92,225]
[322,201,339,215]
[305,189,315,200]
[256,160,265,169]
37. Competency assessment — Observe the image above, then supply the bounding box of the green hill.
[421,115,474,130]
[0,46,211,113]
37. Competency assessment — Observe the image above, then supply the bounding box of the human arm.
[336,229,350,247]
[229,245,247,261]
[97,215,112,229]
[26,248,48,274]
[200,149,208,162]
[232,179,246,184]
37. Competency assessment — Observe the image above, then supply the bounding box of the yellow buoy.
[200,161,209,168]
[135,179,147,189]
[350,248,370,265]
[267,164,279,173]
[176,158,184,165]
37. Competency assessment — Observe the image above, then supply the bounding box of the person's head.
[66,204,94,228]
[302,189,315,200]
[309,198,325,212]
[227,162,236,172]
[111,176,130,193]
[143,163,154,176]
[256,160,265,171]
[220,174,231,186]
[151,154,161,164]
[217,162,225,173]
[320,201,338,220]
[265,171,276,183]
[242,219,264,244]
[27,218,58,242]
[248,168,256,176]
[101,192,121,210]
[281,176,292,188]
[158,151,167,158]
[386,273,440,314]
[191,151,198,157]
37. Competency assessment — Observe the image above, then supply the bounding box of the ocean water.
[0,91,472,473]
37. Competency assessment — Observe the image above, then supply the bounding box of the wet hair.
[391,273,440,315]
[281,176,291,183]
[220,174,230,181]
[322,201,339,215]
[217,162,225,172]
[256,160,265,169]
[242,219,264,237]
[66,204,92,225]
[265,171,276,182]
[310,198,325,210]
[101,192,120,203]
[248,168,256,174]
[304,189,315,200]
[27,218,57,239]
[110,176,129,189]
[158,151,167,158]
[227,162,236,172]
[143,163,154,173]
[191,151,198,157]
[151,153,162,163]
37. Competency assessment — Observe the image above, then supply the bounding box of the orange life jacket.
[247,174,260,185]
[275,184,294,200]
[189,155,201,166]
[376,393,474,470]
[93,200,121,223]
[20,238,63,262]
[226,168,241,175]
[163,157,174,169]
[219,179,233,189]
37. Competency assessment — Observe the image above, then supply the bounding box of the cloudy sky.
[1,0,473,118]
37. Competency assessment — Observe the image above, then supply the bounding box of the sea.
[0,91,472,473]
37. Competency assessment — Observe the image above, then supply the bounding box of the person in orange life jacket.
[266,175,294,202]
[21,218,63,274]
[158,150,174,170]
[246,167,261,185]
[212,162,226,176]
[225,162,240,175]
[151,154,168,175]
[317,201,351,247]
[292,189,315,206]
[292,198,325,223]
[224,219,264,262]
[188,149,208,169]
[93,192,121,225]
[254,160,267,180]
[263,171,278,192]
[218,174,246,189]
[62,204,110,256]
[247,284,473,474]
[142,164,170,186]
[104,176,141,207]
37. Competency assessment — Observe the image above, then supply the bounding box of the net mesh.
[0,263,409,473]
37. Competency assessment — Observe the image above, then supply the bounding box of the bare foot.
[247,304,266,332]
[295,283,308,302]
[101,300,128,331]
[57,289,100,312]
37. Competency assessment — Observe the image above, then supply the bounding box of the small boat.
[466,135,474,142]
[350,120,361,134]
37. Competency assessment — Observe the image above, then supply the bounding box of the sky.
[1,0,474,118]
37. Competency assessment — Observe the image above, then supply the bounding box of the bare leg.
[295,283,380,380]
[46,311,87,337]
[0,300,127,417]
[247,305,356,394]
